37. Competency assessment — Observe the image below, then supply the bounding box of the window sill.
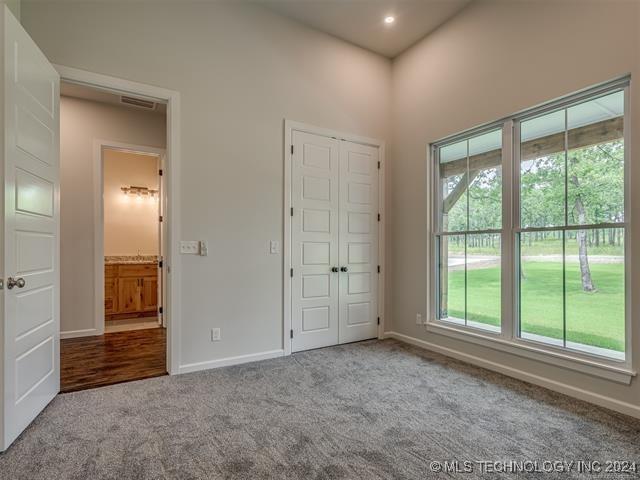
[426,321,635,385]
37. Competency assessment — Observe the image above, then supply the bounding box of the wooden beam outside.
[440,117,623,178]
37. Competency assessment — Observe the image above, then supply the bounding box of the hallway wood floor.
[60,327,167,392]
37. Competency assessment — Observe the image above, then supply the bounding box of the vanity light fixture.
[121,186,159,198]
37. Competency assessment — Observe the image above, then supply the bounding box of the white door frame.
[92,140,166,336]
[283,120,386,356]
[55,65,182,375]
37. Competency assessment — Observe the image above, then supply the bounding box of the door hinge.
[377,161,381,170]
[291,145,294,155]
[159,215,163,222]
[159,169,163,176]
[377,213,381,222]
[377,265,380,273]
[290,329,293,339]
[290,207,293,216]
[290,268,293,277]
[377,317,380,325]
[159,260,163,268]
[159,306,163,314]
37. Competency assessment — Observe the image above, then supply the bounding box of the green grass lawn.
[445,261,625,352]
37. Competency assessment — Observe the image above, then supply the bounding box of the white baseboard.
[385,331,640,420]
[60,328,99,339]
[178,349,284,374]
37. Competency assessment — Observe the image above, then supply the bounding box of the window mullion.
[502,120,514,340]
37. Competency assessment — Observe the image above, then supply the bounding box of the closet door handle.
[331,267,339,273]
[340,266,348,272]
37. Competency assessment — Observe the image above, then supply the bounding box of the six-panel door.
[291,131,341,352]
[338,141,379,344]
[291,130,379,352]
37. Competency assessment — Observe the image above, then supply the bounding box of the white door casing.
[289,125,380,353]
[338,141,379,344]
[1,6,60,451]
[291,131,340,352]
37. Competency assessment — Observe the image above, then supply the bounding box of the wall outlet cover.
[416,313,423,325]
[211,328,221,341]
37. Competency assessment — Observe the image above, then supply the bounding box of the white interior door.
[291,131,340,352]
[1,6,60,451]
[290,129,379,352]
[338,140,379,344]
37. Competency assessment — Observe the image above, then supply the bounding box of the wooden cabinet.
[142,277,158,312]
[105,263,159,320]
[118,277,142,313]
[104,277,118,315]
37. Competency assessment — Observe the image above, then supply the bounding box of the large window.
[436,130,503,332]
[431,79,629,370]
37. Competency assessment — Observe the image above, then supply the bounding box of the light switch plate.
[180,241,199,255]
[211,328,221,341]
[270,240,280,254]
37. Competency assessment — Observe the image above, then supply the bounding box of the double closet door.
[291,130,379,353]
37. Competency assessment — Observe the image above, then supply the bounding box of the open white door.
[1,6,60,451]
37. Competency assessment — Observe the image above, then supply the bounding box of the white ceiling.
[258,0,472,58]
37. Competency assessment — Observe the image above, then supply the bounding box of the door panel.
[118,277,141,313]
[2,6,60,451]
[142,276,158,312]
[291,131,340,352]
[104,277,117,315]
[338,141,379,344]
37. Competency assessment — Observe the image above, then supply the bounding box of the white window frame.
[426,77,635,384]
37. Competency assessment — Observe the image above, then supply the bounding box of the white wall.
[389,0,640,414]
[24,3,391,365]
[60,96,166,335]
[103,150,159,257]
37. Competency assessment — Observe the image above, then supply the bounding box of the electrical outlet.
[199,241,208,256]
[270,240,280,254]
[180,240,199,255]
[416,313,423,325]
[211,328,221,342]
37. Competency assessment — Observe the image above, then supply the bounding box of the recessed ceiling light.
[384,16,395,25]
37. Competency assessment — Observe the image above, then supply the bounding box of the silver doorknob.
[7,277,25,289]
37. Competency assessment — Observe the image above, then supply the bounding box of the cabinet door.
[118,277,141,313]
[141,276,158,312]
[104,277,118,315]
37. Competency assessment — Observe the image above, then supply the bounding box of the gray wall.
[60,96,166,335]
[2,0,20,21]
[22,2,391,367]
[389,0,640,412]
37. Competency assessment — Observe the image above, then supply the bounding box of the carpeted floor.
[1,339,639,479]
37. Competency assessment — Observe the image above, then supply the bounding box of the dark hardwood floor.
[61,327,167,393]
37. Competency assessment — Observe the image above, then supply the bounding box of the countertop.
[105,255,158,265]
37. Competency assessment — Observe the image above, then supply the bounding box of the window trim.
[427,76,635,384]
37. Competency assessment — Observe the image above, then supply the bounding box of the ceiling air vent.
[120,95,156,110]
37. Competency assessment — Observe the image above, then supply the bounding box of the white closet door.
[291,131,340,352]
[338,140,379,344]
